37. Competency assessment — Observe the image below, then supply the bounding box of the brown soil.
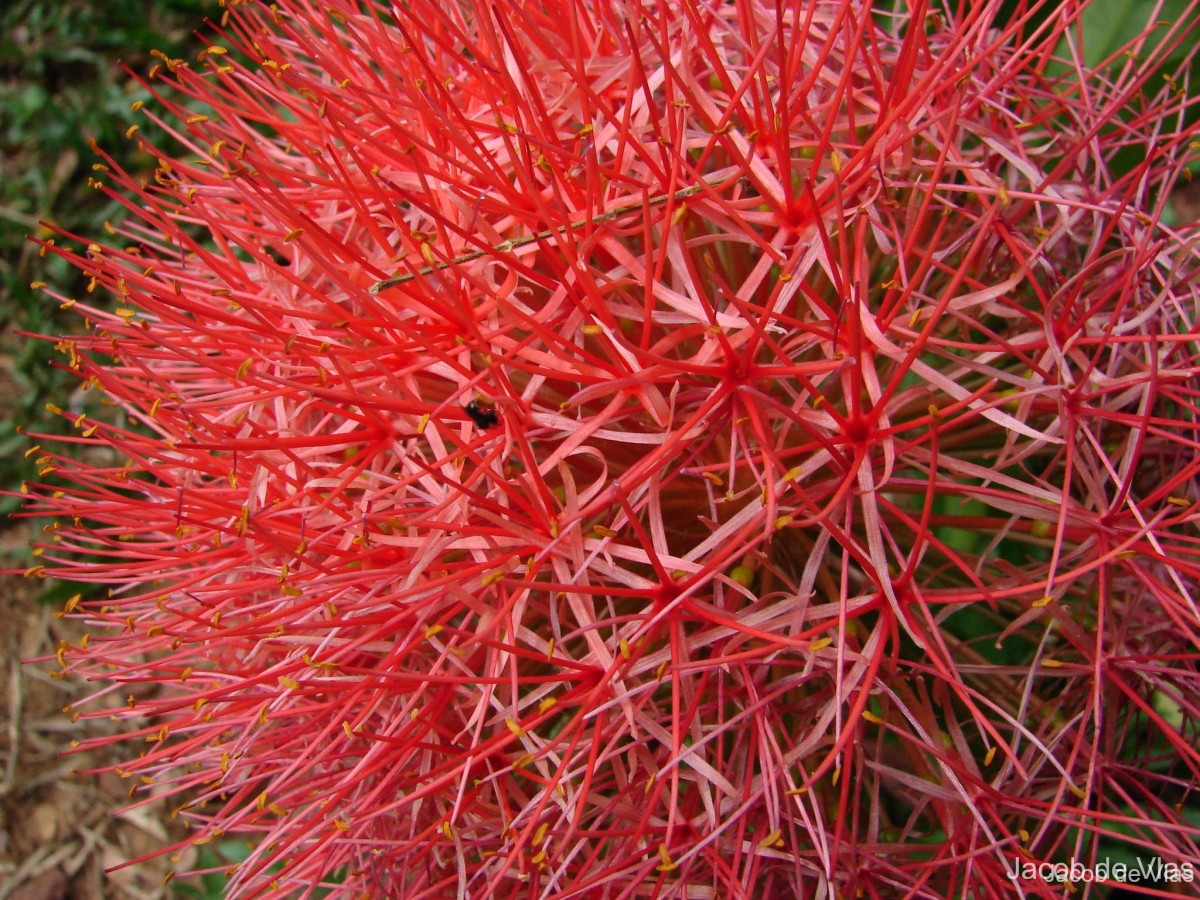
[0,523,191,900]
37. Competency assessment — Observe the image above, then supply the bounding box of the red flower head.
[23,0,1200,896]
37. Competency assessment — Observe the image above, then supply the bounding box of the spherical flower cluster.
[24,0,1200,896]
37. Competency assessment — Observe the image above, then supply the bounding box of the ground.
[0,533,192,899]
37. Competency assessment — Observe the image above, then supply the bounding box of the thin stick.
[368,176,741,294]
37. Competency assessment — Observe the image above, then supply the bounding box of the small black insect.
[464,398,500,429]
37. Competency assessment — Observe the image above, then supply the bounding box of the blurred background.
[0,3,224,897]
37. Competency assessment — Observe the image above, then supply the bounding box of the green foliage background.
[0,0,214,520]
